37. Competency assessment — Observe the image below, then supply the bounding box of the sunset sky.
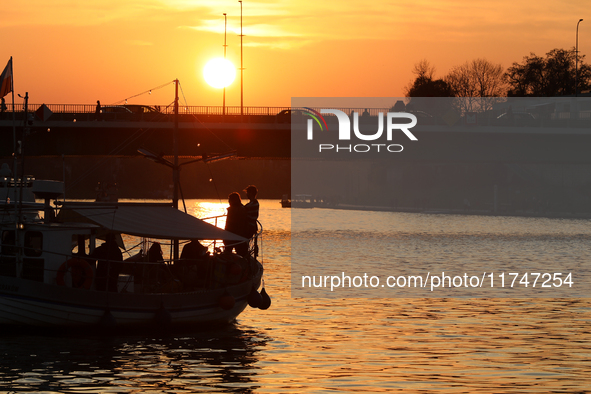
[0,0,588,108]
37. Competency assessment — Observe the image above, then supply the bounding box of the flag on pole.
[0,58,13,98]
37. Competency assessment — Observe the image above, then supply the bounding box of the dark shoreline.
[311,203,591,220]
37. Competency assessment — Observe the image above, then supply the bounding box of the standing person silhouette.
[95,100,102,121]
[244,185,259,258]
[224,192,249,256]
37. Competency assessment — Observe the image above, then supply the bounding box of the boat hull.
[0,268,262,329]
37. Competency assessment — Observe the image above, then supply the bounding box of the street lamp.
[576,19,583,97]
[239,0,244,118]
[223,13,227,116]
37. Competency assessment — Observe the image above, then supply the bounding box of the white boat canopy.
[59,203,245,241]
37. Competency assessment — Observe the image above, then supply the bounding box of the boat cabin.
[0,221,99,285]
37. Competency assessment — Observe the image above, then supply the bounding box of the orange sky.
[0,1,588,108]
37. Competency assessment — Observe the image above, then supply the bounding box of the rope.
[177,80,234,150]
[110,81,175,106]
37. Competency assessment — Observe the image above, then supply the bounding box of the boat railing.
[200,213,261,256]
[1,250,257,294]
[0,233,261,295]
[111,252,260,294]
[200,214,224,230]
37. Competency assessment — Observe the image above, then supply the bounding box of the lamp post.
[223,13,227,116]
[239,0,244,118]
[576,19,583,97]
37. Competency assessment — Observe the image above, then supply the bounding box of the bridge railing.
[1,104,391,116]
[1,103,294,116]
[1,103,590,129]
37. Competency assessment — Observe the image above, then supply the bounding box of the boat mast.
[9,57,18,225]
[13,91,28,278]
[18,92,28,222]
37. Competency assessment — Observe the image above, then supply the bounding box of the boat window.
[24,231,43,257]
[1,230,17,256]
[72,234,88,256]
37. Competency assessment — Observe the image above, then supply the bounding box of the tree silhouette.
[444,58,506,112]
[406,76,454,97]
[405,60,454,97]
[505,48,591,96]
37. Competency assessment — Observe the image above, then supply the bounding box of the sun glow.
[203,58,236,89]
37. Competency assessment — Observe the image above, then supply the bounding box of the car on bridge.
[98,105,133,121]
[122,105,160,114]
[100,105,161,121]
[494,111,537,127]
[276,109,307,123]
[101,106,133,114]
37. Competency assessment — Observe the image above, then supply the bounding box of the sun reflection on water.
[189,200,228,229]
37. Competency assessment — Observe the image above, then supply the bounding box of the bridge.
[0,104,294,158]
[1,103,591,206]
[1,103,591,163]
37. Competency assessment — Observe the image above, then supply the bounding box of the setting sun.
[203,57,236,89]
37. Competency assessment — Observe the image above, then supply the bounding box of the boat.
[0,177,266,330]
[291,194,314,208]
[291,194,328,208]
[280,194,291,208]
[0,80,269,331]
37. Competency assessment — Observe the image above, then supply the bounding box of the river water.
[1,200,590,393]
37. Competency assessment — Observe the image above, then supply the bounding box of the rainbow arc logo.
[301,107,329,131]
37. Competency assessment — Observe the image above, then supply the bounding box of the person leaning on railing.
[244,185,259,258]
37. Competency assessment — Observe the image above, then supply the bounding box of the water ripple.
[1,201,590,392]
